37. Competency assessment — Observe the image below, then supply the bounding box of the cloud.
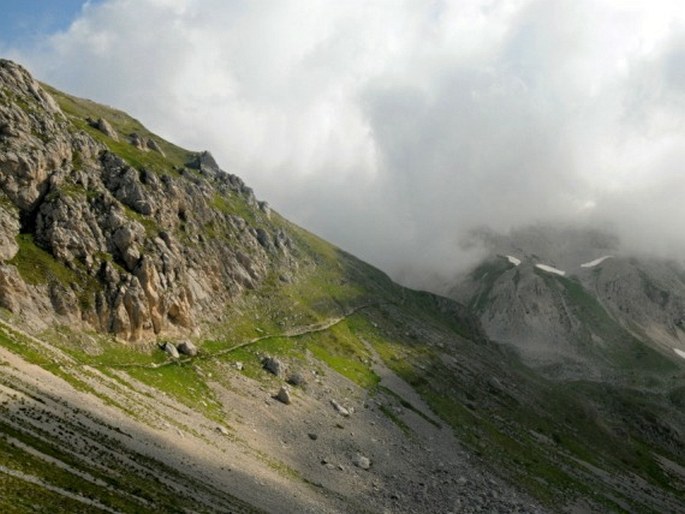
[7,0,685,287]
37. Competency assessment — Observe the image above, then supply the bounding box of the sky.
[2,0,685,288]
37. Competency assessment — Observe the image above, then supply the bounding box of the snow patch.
[674,348,685,360]
[535,264,566,277]
[506,255,521,266]
[580,255,613,268]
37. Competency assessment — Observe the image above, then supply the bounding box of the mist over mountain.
[4,1,685,287]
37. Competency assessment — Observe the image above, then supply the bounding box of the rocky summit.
[0,60,684,513]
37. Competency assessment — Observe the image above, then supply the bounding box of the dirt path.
[106,302,385,370]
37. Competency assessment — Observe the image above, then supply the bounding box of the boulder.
[177,340,197,356]
[262,356,285,377]
[161,341,179,359]
[353,454,371,470]
[94,118,118,141]
[276,386,291,405]
[146,138,165,156]
[129,132,147,150]
[330,399,350,417]
[286,371,306,387]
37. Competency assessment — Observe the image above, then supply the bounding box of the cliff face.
[0,60,295,340]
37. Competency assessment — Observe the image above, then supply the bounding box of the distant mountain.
[1,60,684,513]
[448,225,685,380]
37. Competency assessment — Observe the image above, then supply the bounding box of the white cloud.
[8,0,685,286]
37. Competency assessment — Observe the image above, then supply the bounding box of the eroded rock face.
[0,59,296,341]
[0,61,73,212]
[0,203,19,260]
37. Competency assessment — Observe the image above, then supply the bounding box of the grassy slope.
[0,86,683,512]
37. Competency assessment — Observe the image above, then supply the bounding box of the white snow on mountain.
[580,256,613,268]
[535,264,566,276]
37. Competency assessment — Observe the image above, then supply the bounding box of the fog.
[5,0,685,288]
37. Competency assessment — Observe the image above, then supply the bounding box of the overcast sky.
[3,0,685,287]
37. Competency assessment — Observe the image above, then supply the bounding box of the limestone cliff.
[0,60,295,340]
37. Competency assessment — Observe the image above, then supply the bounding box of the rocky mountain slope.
[0,58,300,341]
[0,60,684,513]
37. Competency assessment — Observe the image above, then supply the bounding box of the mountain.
[448,225,685,380]
[0,60,684,513]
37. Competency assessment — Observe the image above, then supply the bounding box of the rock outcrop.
[0,60,296,341]
[89,117,118,141]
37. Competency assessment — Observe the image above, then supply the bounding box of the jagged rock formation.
[0,59,295,340]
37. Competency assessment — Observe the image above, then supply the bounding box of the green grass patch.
[8,234,77,286]
[45,84,192,172]
[303,322,379,389]
[126,362,224,422]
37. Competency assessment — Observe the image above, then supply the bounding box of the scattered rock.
[330,399,350,417]
[308,433,318,441]
[92,117,118,141]
[286,371,306,387]
[235,361,244,371]
[129,132,147,150]
[353,454,371,470]
[276,386,291,405]
[216,426,229,436]
[161,342,179,359]
[262,356,285,377]
[176,340,197,356]
[146,137,165,156]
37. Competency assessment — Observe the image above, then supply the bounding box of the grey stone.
[95,118,118,141]
[276,386,291,405]
[330,399,350,417]
[177,340,197,356]
[161,341,179,359]
[146,138,165,156]
[262,356,285,377]
[353,454,371,470]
